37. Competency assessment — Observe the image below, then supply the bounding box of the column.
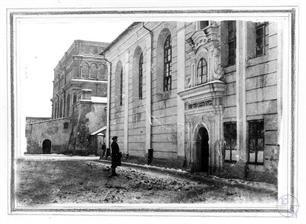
[236,21,247,167]
[177,22,185,160]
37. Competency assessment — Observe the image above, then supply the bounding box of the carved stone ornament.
[212,47,224,80]
[186,30,209,52]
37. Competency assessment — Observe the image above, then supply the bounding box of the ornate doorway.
[195,127,209,172]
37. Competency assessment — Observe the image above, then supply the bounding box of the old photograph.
[6,6,297,216]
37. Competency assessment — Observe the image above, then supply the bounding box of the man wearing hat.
[110,136,121,177]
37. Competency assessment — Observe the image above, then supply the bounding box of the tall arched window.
[115,61,123,107]
[139,53,143,99]
[197,58,208,85]
[80,62,89,78]
[163,35,172,91]
[90,63,98,79]
[54,101,57,119]
[59,99,63,118]
[119,68,123,106]
[66,94,70,117]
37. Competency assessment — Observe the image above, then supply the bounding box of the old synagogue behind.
[26,21,281,184]
[26,40,109,155]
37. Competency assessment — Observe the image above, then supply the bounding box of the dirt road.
[15,156,277,206]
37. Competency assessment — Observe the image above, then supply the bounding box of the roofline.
[100,22,141,54]
[55,40,110,70]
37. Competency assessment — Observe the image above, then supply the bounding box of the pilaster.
[177,23,185,158]
[123,52,130,154]
[236,21,247,165]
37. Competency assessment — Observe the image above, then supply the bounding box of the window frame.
[73,94,77,105]
[66,94,70,117]
[255,22,267,57]
[223,122,237,163]
[119,68,123,106]
[199,21,209,30]
[196,58,208,85]
[139,52,143,99]
[227,21,236,66]
[163,35,172,92]
[247,119,265,165]
[63,122,69,129]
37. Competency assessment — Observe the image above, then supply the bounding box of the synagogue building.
[26,40,109,154]
[102,21,280,183]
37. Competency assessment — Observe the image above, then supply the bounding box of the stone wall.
[106,22,179,159]
[244,22,279,183]
[26,118,71,154]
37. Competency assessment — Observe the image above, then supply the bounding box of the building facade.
[103,21,280,183]
[26,40,109,154]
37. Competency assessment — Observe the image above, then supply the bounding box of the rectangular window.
[199,21,209,29]
[63,122,69,129]
[227,21,236,66]
[255,22,266,57]
[248,120,264,165]
[224,122,237,163]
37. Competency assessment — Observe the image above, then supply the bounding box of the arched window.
[59,99,63,118]
[163,35,172,91]
[66,94,70,117]
[119,68,123,106]
[54,101,57,119]
[73,94,76,104]
[80,62,89,78]
[98,64,108,80]
[115,61,123,106]
[90,63,98,79]
[139,53,143,99]
[197,58,208,84]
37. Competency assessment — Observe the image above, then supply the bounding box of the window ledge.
[224,65,236,73]
[247,55,269,66]
[156,91,171,100]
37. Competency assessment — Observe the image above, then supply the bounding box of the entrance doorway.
[195,127,209,172]
[42,139,51,154]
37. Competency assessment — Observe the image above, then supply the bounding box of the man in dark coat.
[110,136,121,177]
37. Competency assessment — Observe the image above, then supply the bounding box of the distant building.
[26,40,109,155]
[103,21,280,183]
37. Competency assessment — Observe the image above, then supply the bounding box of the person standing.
[110,136,121,177]
[100,141,106,159]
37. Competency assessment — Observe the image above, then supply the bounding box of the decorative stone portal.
[42,139,51,154]
[194,126,209,172]
[178,21,225,174]
[184,107,224,174]
[178,82,225,174]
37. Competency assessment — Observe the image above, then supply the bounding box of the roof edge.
[100,22,141,54]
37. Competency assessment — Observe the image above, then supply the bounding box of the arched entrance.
[195,127,209,172]
[42,139,51,154]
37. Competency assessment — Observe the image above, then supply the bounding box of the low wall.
[26,118,71,154]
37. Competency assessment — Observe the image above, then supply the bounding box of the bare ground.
[15,157,277,206]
